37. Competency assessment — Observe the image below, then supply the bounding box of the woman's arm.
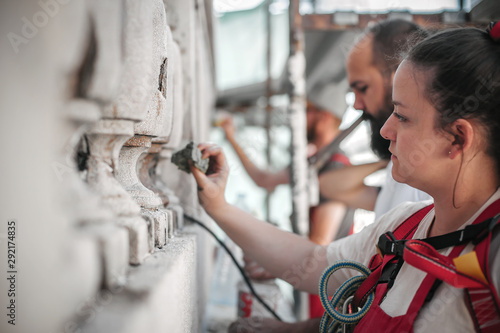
[191,143,327,293]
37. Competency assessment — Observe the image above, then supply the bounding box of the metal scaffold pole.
[288,0,310,320]
[265,0,272,222]
[287,0,309,236]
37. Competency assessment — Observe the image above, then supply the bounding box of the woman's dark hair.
[406,27,500,177]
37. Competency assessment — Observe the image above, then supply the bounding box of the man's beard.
[363,91,393,160]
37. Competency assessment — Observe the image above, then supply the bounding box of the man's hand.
[243,256,276,280]
[218,115,236,141]
[228,318,292,333]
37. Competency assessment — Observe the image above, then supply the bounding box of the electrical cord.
[184,214,283,321]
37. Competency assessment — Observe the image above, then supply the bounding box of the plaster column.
[138,22,177,239]
[139,140,175,243]
[85,0,155,265]
[163,0,204,219]
[158,40,186,232]
[67,101,129,290]
[86,121,149,266]
[116,0,173,250]
[52,0,128,301]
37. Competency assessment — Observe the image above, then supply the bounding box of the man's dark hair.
[358,19,429,160]
[368,19,429,76]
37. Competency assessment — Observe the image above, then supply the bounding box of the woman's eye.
[393,112,406,122]
[358,86,367,93]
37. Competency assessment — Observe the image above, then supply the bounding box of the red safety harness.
[351,200,500,333]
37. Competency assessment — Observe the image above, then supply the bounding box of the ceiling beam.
[302,12,472,31]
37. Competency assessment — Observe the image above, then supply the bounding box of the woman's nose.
[380,114,395,141]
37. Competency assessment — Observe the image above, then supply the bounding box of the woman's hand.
[190,143,229,213]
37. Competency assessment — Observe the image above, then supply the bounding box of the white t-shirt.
[374,161,432,219]
[326,189,500,332]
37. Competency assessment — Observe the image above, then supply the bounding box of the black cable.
[184,214,283,321]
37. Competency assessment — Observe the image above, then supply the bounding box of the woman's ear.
[448,119,475,158]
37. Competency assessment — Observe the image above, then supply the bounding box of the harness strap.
[378,215,500,258]
[403,240,487,289]
[352,205,433,308]
[465,288,500,332]
[464,222,500,332]
[403,200,500,332]
[405,202,500,333]
[353,200,500,331]
[391,205,433,240]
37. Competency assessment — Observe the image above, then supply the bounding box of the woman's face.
[380,60,452,192]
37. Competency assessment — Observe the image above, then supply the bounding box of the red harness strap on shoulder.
[404,240,487,288]
[402,200,500,332]
[460,200,500,332]
[352,205,434,308]
[466,228,500,332]
[352,200,500,332]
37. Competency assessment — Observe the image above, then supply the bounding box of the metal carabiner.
[341,295,355,333]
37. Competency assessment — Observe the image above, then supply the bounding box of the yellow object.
[453,251,488,285]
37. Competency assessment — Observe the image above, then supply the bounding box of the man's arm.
[319,161,388,210]
[220,116,289,191]
[309,201,347,245]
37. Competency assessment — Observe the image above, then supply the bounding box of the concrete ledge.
[81,232,199,333]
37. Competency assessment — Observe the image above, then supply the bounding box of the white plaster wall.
[81,232,199,333]
[0,0,215,332]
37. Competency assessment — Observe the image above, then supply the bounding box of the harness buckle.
[377,232,406,257]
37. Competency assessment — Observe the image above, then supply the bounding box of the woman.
[192,24,500,332]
